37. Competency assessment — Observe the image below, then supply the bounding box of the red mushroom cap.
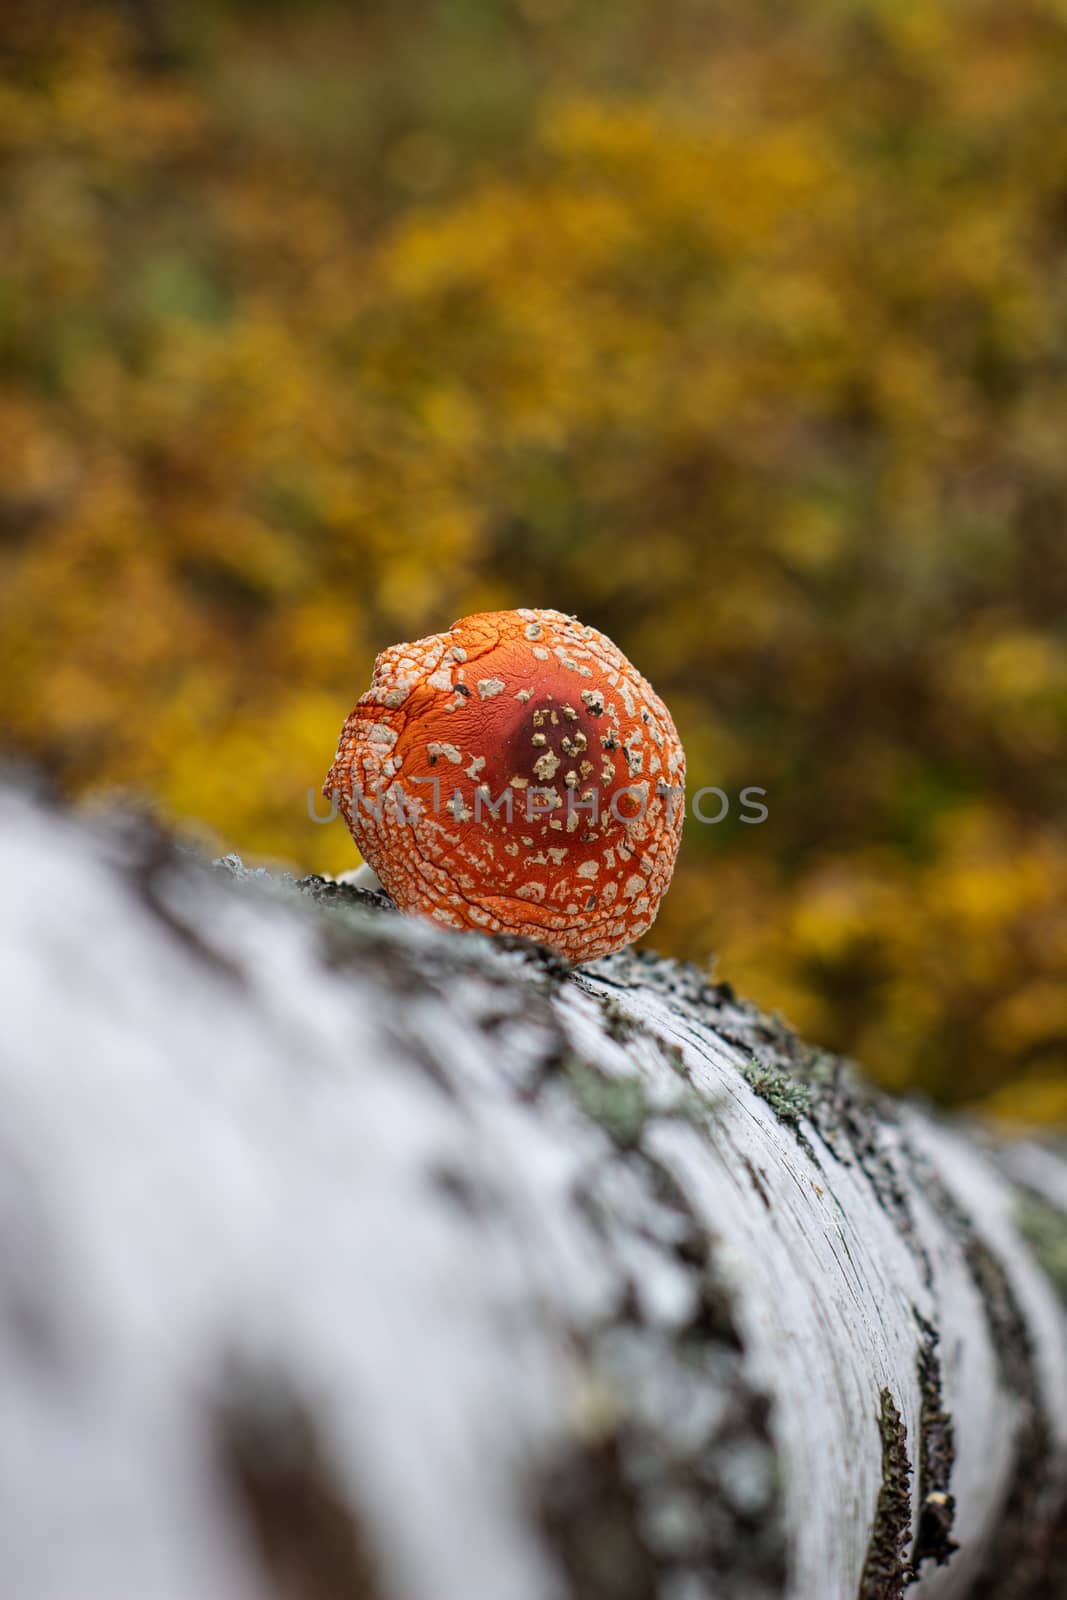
[324,609,685,963]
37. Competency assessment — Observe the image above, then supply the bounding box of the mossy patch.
[563,1056,651,1148]
[739,1053,816,1160]
[739,1053,813,1123]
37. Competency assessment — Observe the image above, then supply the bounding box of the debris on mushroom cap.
[323,609,685,964]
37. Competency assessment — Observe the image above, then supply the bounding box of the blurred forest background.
[2,0,1066,1117]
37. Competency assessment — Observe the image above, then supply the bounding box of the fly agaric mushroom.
[323,609,685,964]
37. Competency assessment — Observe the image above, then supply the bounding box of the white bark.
[0,778,1064,1600]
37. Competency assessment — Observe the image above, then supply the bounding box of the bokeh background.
[2,0,1066,1117]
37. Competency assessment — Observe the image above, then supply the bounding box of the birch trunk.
[1,777,1065,1600]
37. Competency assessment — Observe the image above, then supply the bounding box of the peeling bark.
[0,778,1065,1600]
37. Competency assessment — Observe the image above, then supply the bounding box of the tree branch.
[1,777,1065,1600]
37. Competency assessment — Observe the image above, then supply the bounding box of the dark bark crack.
[909,1311,958,1576]
[859,1387,913,1600]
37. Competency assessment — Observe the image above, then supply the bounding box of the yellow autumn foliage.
[2,0,1066,1115]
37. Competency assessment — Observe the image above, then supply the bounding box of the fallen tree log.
[1,776,1065,1600]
